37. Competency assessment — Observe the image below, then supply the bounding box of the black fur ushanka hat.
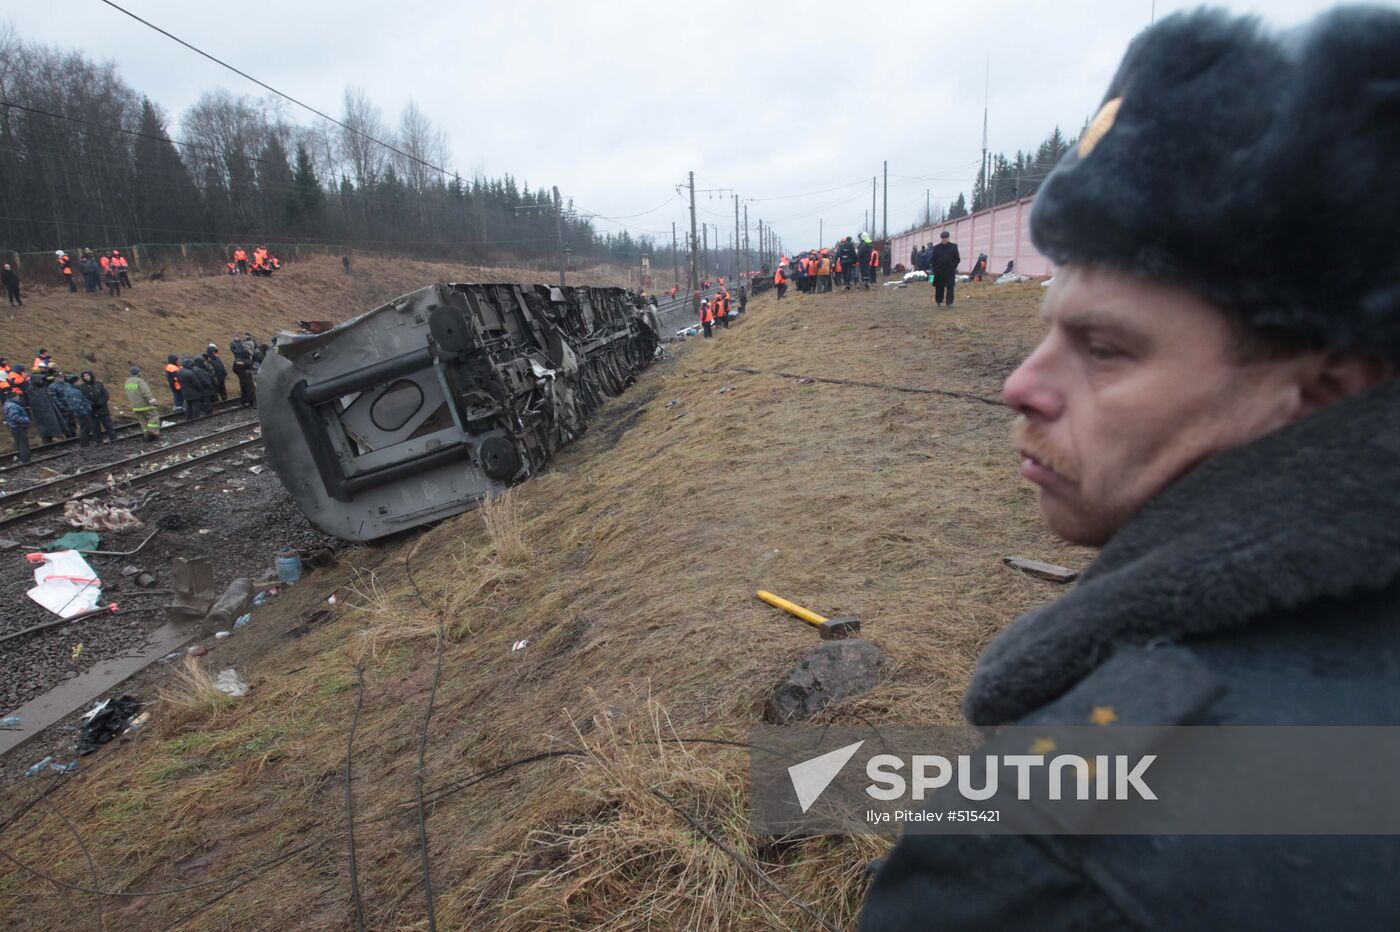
[1030,6,1400,360]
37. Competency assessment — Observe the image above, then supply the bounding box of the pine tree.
[285,143,323,228]
[947,193,968,219]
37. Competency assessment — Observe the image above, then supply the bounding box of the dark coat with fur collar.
[861,379,1400,930]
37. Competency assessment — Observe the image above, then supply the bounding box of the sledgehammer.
[756,590,861,640]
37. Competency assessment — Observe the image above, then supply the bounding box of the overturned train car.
[258,283,660,541]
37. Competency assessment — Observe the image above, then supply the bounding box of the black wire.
[404,552,441,932]
[650,788,840,932]
[343,666,368,932]
[95,0,454,180]
[40,795,105,932]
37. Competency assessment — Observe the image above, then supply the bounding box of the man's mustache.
[1011,418,1079,483]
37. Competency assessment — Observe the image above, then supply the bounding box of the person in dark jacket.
[78,371,118,443]
[177,358,211,420]
[4,393,31,463]
[27,377,68,443]
[861,9,1400,931]
[838,237,859,289]
[54,374,94,445]
[929,230,960,306]
[856,236,874,290]
[203,345,228,401]
[231,344,256,407]
[1,263,20,307]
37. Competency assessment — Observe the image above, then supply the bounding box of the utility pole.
[819,218,823,247]
[702,224,709,276]
[553,185,565,286]
[672,221,678,286]
[882,160,888,241]
[687,170,699,315]
[981,56,990,211]
[871,177,876,239]
[733,194,740,282]
[926,189,930,226]
[743,203,750,283]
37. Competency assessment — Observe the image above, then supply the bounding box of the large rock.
[765,639,884,724]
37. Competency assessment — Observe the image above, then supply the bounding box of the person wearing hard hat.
[55,251,76,292]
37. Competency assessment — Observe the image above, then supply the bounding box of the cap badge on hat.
[1077,96,1123,158]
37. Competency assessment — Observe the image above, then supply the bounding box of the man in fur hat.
[862,7,1400,929]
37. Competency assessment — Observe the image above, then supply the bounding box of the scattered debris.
[512,639,530,652]
[26,550,103,618]
[121,565,140,577]
[24,756,54,777]
[214,630,231,640]
[49,531,100,552]
[0,539,20,551]
[135,572,157,588]
[996,272,1031,284]
[186,644,208,657]
[213,669,248,697]
[1041,276,1055,287]
[663,399,682,409]
[70,642,83,660]
[275,549,302,583]
[124,711,151,732]
[233,613,251,628]
[716,386,734,395]
[795,377,817,385]
[77,695,141,754]
[326,593,337,605]
[1,714,20,728]
[205,577,254,630]
[1003,556,1079,584]
[37,467,61,480]
[64,500,142,532]
[766,639,884,724]
[170,557,219,622]
[248,465,267,475]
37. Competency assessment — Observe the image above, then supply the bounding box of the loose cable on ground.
[343,666,368,932]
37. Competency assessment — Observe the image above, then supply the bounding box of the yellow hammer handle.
[756,590,829,626]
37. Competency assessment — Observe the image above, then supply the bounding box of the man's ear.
[1298,352,1394,416]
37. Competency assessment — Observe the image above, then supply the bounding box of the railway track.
[0,424,264,529]
[0,397,248,470]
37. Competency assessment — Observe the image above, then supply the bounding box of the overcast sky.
[6,0,1366,251]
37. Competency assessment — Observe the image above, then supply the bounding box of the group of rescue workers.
[695,280,748,338]
[771,232,884,300]
[227,245,281,276]
[54,248,133,296]
[1,335,267,464]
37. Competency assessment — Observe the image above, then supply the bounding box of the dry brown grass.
[156,655,240,730]
[480,488,533,566]
[0,277,1087,931]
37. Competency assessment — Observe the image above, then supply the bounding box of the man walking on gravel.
[79,371,119,443]
[124,366,160,440]
[4,392,32,464]
[864,8,1400,930]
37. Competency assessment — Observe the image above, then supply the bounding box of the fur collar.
[964,378,1400,726]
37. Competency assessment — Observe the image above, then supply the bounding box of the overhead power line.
[96,0,454,179]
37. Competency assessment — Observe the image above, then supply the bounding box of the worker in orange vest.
[56,251,76,292]
[774,266,787,300]
[717,289,730,329]
[233,248,248,275]
[114,249,132,288]
[32,349,53,371]
[164,355,184,412]
[871,245,881,281]
[699,298,715,339]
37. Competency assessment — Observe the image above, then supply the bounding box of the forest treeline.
[0,25,659,263]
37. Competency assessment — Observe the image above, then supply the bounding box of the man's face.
[1002,265,1310,546]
